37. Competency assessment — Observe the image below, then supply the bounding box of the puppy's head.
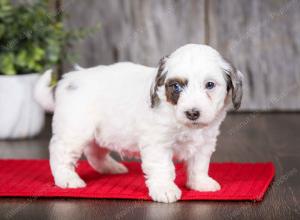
[150,44,243,127]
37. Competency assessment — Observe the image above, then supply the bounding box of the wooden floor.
[0,113,299,220]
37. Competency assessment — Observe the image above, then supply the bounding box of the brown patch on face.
[165,77,188,105]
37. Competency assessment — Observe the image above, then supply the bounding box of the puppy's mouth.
[185,121,208,129]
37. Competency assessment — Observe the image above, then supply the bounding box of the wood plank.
[64,0,206,67]
[207,0,300,110]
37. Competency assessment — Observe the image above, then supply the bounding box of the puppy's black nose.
[185,109,200,121]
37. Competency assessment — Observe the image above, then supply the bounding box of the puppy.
[35,44,243,203]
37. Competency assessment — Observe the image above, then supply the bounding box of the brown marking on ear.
[150,56,169,108]
[223,60,243,110]
[165,77,188,105]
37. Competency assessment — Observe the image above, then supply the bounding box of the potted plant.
[0,0,93,139]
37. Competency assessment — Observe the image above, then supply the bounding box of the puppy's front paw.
[54,172,86,188]
[187,176,221,192]
[148,182,182,203]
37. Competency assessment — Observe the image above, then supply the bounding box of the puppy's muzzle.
[185,108,200,121]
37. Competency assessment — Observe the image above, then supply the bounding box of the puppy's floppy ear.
[150,55,168,108]
[224,61,243,110]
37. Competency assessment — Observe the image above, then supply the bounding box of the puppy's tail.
[34,69,55,112]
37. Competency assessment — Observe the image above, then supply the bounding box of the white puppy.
[35,44,243,203]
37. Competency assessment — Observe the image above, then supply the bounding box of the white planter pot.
[0,73,45,139]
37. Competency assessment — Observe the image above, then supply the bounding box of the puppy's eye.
[205,81,215,90]
[173,83,183,93]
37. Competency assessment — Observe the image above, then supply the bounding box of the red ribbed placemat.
[0,160,274,201]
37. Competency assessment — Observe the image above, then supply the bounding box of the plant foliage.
[0,0,97,75]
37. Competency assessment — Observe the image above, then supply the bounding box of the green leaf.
[0,53,16,75]
[15,50,27,67]
[32,46,45,61]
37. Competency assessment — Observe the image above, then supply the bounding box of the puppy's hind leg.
[84,142,128,174]
[50,136,88,188]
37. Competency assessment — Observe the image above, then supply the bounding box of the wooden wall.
[64,0,205,66]
[63,0,300,111]
[207,0,300,110]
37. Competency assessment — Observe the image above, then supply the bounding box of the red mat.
[0,160,274,201]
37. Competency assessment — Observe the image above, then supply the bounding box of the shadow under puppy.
[35,44,243,203]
